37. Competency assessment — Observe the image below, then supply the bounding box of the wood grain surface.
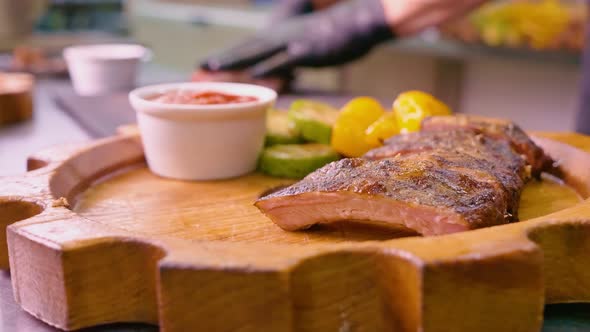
[1,131,590,332]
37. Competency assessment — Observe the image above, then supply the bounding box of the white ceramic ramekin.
[129,82,277,181]
[64,44,150,96]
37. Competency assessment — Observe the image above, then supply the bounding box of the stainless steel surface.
[0,79,90,176]
[0,271,156,332]
[0,271,60,332]
[0,64,185,176]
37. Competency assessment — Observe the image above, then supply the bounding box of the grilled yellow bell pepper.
[331,97,385,157]
[393,91,452,134]
[365,112,399,147]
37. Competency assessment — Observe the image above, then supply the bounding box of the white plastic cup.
[129,82,277,181]
[64,44,150,96]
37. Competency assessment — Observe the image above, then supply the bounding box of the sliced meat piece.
[256,154,510,236]
[367,130,525,174]
[365,130,530,220]
[421,115,554,176]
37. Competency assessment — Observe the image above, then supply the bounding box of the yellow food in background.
[365,112,399,147]
[471,0,573,50]
[393,91,452,134]
[331,97,385,157]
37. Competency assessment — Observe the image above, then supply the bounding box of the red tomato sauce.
[147,90,258,105]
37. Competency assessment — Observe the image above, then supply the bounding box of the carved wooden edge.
[0,146,63,269]
[7,211,163,328]
[1,132,590,331]
[0,136,143,269]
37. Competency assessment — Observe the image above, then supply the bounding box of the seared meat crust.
[365,130,531,220]
[422,115,553,176]
[258,153,509,233]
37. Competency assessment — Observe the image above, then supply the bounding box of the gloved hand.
[269,0,315,24]
[270,0,342,23]
[201,0,395,78]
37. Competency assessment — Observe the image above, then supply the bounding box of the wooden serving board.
[2,130,590,332]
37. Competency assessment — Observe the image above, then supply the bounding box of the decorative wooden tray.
[2,130,590,332]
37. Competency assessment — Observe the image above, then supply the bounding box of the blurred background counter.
[124,0,584,132]
[0,0,587,171]
[1,0,585,131]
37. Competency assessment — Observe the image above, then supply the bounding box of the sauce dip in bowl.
[129,82,277,181]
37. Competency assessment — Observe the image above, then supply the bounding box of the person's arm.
[202,0,392,77]
[383,0,489,36]
[270,0,341,23]
[201,0,491,78]
[193,0,343,90]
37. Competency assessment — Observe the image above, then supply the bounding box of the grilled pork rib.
[256,115,553,236]
[365,130,530,221]
[421,115,553,176]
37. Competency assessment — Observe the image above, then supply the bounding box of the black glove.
[269,0,315,24]
[201,0,395,78]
